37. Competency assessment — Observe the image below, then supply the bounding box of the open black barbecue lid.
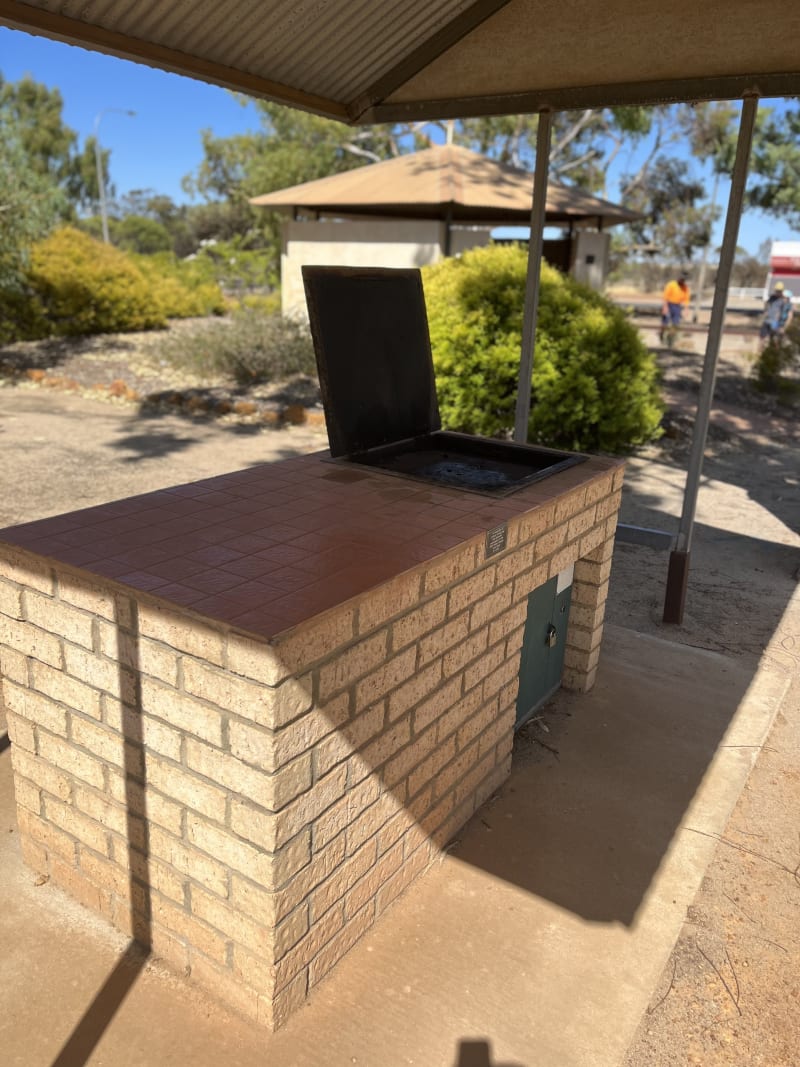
[302,266,441,457]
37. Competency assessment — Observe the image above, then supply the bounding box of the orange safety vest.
[663,280,690,305]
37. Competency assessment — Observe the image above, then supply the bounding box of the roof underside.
[250,145,640,226]
[2,0,800,121]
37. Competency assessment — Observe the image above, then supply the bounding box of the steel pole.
[513,109,552,443]
[663,94,758,623]
[93,116,110,244]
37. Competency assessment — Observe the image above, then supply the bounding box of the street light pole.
[93,108,136,243]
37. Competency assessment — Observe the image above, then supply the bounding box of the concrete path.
[1,624,791,1067]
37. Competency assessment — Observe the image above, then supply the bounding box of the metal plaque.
[485,523,508,558]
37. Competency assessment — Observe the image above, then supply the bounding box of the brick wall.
[0,466,622,1028]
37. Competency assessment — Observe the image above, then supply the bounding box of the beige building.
[249,145,639,316]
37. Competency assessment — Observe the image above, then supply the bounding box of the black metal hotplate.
[302,266,586,498]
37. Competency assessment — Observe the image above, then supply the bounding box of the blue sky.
[1,25,794,255]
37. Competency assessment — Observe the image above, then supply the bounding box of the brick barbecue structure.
[0,450,623,1028]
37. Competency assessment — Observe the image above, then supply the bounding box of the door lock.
[546,623,558,648]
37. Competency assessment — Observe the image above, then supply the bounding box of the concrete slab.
[0,624,789,1067]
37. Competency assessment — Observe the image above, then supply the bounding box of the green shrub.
[134,252,226,319]
[25,226,167,336]
[157,308,316,385]
[753,319,800,398]
[422,245,663,453]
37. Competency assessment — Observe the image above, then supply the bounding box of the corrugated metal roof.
[250,145,641,226]
[2,0,799,119]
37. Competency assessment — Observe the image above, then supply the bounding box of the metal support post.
[663,94,758,623]
[513,109,552,443]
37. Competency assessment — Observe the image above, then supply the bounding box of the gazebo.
[250,144,640,315]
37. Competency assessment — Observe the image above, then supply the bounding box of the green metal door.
[515,574,573,729]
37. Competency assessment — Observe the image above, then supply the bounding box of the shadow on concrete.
[453,1039,524,1067]
[49,596,151,1067]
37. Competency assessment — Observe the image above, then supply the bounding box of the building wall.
[281,219,491,317]
[0,465,622,1030]
[570,230,610,290]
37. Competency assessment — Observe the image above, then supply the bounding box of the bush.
[135,252,225,318]
[157,308,316,385]
[422,245,663,452]
[753,318,800,397]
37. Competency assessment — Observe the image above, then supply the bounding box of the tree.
[0,133,67,289]
[747,105,800,227]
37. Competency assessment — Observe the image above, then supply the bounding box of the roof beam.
[0,0,349,121]
[347,0,515,122]
[366,70,800,122]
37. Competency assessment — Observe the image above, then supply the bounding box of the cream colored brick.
[564,644,601,674]
[231,942,277,999]
[376,811,409,856]
[434,685,484,747]
[494,543,534,586]
[76,846,129,901]
[16,805,78,864]
[574,553,613,586]
[25,592,94,650]
[569,601,606,632]
[422,543,477,595]
[583,472,614,504]
[312,775,381,851]
[375,843,430,915]
[13,775,41,814]
[565,623,604,653]
[73,783,130,840]
[457,698,501,753]
[310,838,377,921]
[138,603,225,664]
[477,707,515,760]
[313,700,385,779]
[187,813,281,884]
[50,854,108,916]
[317,630,388,702]
[582,536,615,565]
[181,659,273,731]
[579,522,607,558]
[56,574,117,621]
[148,754,227,822]
[263,967,308,1031]
[512,561,550,602]
[513,504,556,545]
[275,903,310,959]
[357,572,422,633]
[141,676,223,746]
[596,489,623,522]
[548,544,579,580]
[488,601,527,646]
[153,892,229,966]
[408,735,456,798]
[612,465,626,490]
[533,522,571,562]
[71,715,128,768]
[103,702,182,762]
[226,630,287,686]
[413,676,462,736]
[463,641,504,693]
[386,658,442,722]
[0,578,23,620]
[187,736,312,813]
[19,832,48,874]
[383,723,437,789]
[137,637,180,687]
[4,683,68,738]
[0,552,54,595]
[11,747,71,801]
[347,791,405,856]
[360,718,411,772]
[148,824,228,898]
[231,819,310,890]
[572,577,609,607]
[455,751,497,808]
[44,796,108,855]
[102,769,183,836]
[484,653,520,702]
[267,693,350,771]
[271,605,356,677]
[233,835,346,926]
[307,901,374,988]
[562,665,598,693]
[418,612,469,667]
[554,488,587,523]
[275,900,345,992]
[391,594,447,651]
[190,884,272,955]
[0,644,28,684]
[62,643,120,695]
[272,765,348,850]
[29,660,102,719]
[5,709,35,753]
[442,628,488,678]
[469,584,513,633]
[0,615,62,668]
[447,566,496,616]
[193,950,259,1022]
[567,506,597,543]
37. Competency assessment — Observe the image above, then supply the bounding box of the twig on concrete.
[722,889,756,924]
[646,956,678,1016]
[684,826,797,878]
[532,737,560,759]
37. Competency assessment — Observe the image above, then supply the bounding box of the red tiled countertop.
[0,450,622,640]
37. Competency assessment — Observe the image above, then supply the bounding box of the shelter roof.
[249,145,639,227]
[2,1,799,121]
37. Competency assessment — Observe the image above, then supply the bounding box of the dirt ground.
[1,319,799,1063]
